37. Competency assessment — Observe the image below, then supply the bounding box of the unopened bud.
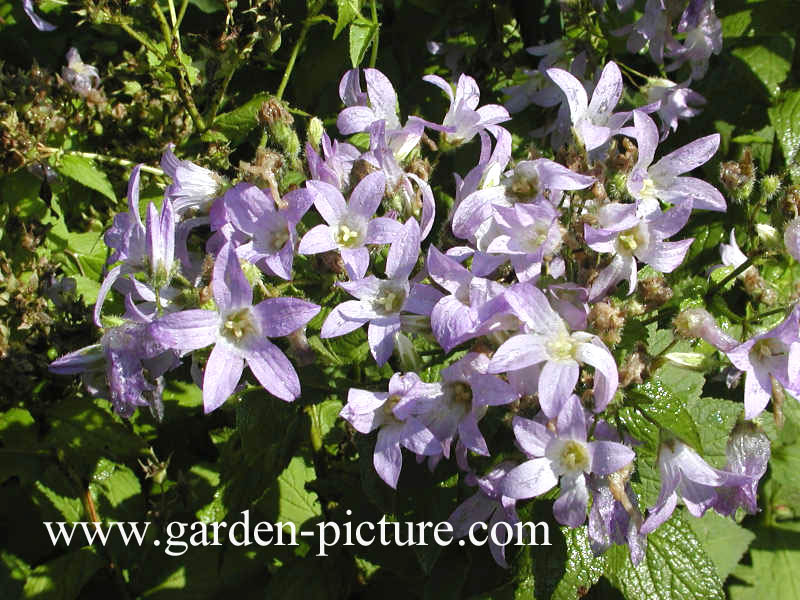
[760,174,781,202]
[755,223,781,249]
[307,117,324,153]
[673,308,738,352]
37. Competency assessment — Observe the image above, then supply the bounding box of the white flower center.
[333,220,365,248]
[221,308,257,342]
[617,225,648,255]
[546,333,577,362]
[558,439,589,472]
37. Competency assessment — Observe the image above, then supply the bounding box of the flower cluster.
[51,12,791,569]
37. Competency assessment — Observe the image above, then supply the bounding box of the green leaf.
[687,511,755,582]
[768,89,800,180]
[551,527,605,600]
[604,511,724,600]
[731,35,794,97]
[188,0,224,13]
[211,92,271,145]
[22,547,105,600]
[349,22,376,68]
[728,520,800,600]
[0,551,29,600]
[686,397,741,468]
[32,466,84,524]
[334,0,361,39]
[44,398,147,477]
[89,458,143,522]
[53,155,116,202]
[273,454,322,529]
[628,368,704,451]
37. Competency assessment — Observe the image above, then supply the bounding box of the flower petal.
[203,341,244,413]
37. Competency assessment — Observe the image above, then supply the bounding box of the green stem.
[116,21,164,57]
[175,0,189,29]
[706,257,754,297]
[276,19,314,101]
[369,0,380,68]
[42,147,164,176]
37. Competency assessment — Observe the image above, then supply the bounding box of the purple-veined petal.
[658,176,726,212]
[348,171,386,218]
[298,224,336,254]
[341,247,370,279]
[633,110,659,170]
[320,302,370,338]
[203,341,244,413]
[488,334,549,373]
[650,133,720,178]
[431,296,477,352]
[374,427,404,489]
[553,471,590,527]
[244,337,300,402]
[557,394,587,441]
[502,458,559,499]
[404,283,444,316]
[538,360,580,419]
[252,298,320,338]
[365,217,403,244]
[150,309,220,352]
[337,106,378,135]
[574,340,619,412]
[364,68,400,128]
[307,180,347,224]
[546,68,589,122]
[386,219,420,280]
[368,319,401,365]
[638,238,694,273]
[589,62,623,119]
[512,416,551,457]
[94,264,124,327]
[534,159,596,191]
[422,73,455,102]
[213,242,252,312]
[458,416,490,456]
[588,441,635,475]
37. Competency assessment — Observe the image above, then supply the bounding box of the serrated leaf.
[686,397,741,468]
[22,547,105,600]
[273,454,322,529]
[768,89,800,180]
[349,22,376,68]
[687,511,754,581]
[604,511,724,600]
[551,526,605,600]
[32,466,84,524]
[629,371,704,451]
[0,551,29,600]
[53,155,116,202]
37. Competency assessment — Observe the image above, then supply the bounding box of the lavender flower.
[712,424,770,517]
[23,0,56,31]
[725,306,800,419]
[422,73,510,146]
[61,48,101,98]
[340,372,441,488]
[621,0,673,64]
[489,283,619,417]
[321,219,437,365]
[641,439,751,533]
[298,171,402,279]
[50,322,176,419]
[161,145,226,216]
[667,0,722,79]
[546,61,629,151]
[210,183,314,280]
[645,78,706,140]
[448,463,521,567]
[149,243,320,412]
[414,353,517,460]
[584,200,694,300]
[502,395,635,527]
[95,166,177,326]
[588,475,647,565]
[627,111,725,212]
[305,132,360,191]
[784,217,800,262]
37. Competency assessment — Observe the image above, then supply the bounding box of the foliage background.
[1,0,800,598]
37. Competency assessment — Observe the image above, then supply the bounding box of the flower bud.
[673,308,738,352]
[306,116,324,153]
[755,223,781,249]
